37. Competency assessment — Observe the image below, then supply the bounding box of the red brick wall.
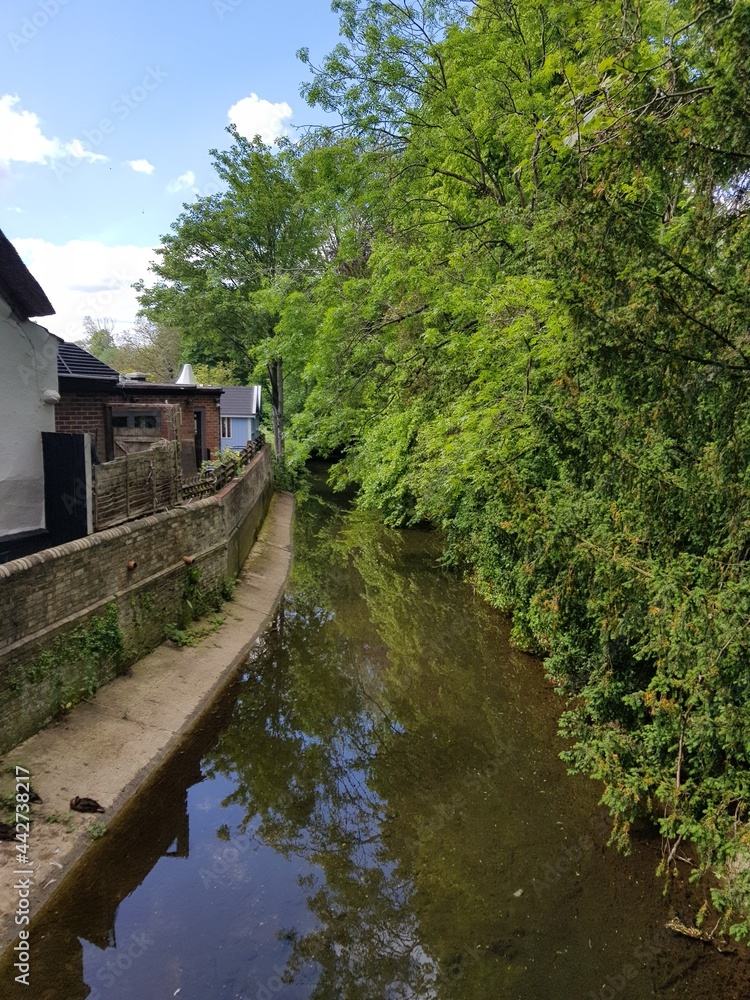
[203,397,221,459]
[56,389,221,470]
[54,395,108,459]
[175,397,221,471]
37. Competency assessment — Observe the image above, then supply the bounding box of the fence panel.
[93,440,181,530]
[181,435,265,501]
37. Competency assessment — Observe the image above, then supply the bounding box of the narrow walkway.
[0,491,294,955]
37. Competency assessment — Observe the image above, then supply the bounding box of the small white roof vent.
[175,363,196,386]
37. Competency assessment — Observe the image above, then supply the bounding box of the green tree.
[81,316,120,368]
[116,318,182,382]
[288,0,750,937]
[190,360,239,386]
[136,129,320,461]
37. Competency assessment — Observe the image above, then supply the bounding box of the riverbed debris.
[665,917,736,954]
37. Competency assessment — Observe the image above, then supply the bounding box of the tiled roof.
[220,386,261,416]
[57,342,121,381]
[0,229,55,321]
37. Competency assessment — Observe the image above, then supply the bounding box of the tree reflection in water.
[202,490,528,999]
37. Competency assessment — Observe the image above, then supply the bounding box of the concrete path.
[0,491,294,956]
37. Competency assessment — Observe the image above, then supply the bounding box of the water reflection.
[1,694,229,1000]
[2,477,749,998]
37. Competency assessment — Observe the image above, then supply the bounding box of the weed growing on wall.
[127,589,159,660]
[164,614,226,648]
[165,567,237,646]
[12,604,125,711]
[180,565,221,624]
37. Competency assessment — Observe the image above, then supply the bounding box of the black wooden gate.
[42,432,91,545]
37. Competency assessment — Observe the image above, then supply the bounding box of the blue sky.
[0,0,342,341]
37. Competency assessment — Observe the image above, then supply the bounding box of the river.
[4,469,749,998]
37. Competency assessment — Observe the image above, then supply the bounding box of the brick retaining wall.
[0,446,273,753]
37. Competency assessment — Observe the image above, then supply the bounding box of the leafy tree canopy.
[136,130,322,458]
[281,0,750,940]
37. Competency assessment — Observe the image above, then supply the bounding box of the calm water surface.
[4,473,750,998]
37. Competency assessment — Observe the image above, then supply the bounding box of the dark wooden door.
[42,432,89,545]
[193,409,205,468]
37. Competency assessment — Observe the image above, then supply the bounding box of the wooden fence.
[92,435,266,530]
[181,435,266,500]
[93,441,181,530]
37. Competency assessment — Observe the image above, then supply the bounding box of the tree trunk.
[267,358,284,462]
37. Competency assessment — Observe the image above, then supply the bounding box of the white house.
[219,386,262,450]
[0,229,58,545]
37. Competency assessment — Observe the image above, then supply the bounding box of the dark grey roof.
[220,385,261,416]
[57,341,121,381]
[0,229,55,321]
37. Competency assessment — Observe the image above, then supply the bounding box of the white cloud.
[0,95,108,167]
[167,170,196,194]
[228,93,292,145]
[12,238,155,341]
[65,138,107,164]
[127,158,155,174]
[0,95,56,163]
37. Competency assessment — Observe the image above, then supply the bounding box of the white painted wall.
[0,294,59,538]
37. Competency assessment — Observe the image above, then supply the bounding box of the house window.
[221,417,232,438]
[111,411,160,431]
[134,414,158,429]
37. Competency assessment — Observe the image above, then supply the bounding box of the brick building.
[55,343,222,475]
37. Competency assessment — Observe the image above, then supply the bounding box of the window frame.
[110,409,161,431]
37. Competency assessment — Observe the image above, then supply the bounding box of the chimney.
[175,363,196,386]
